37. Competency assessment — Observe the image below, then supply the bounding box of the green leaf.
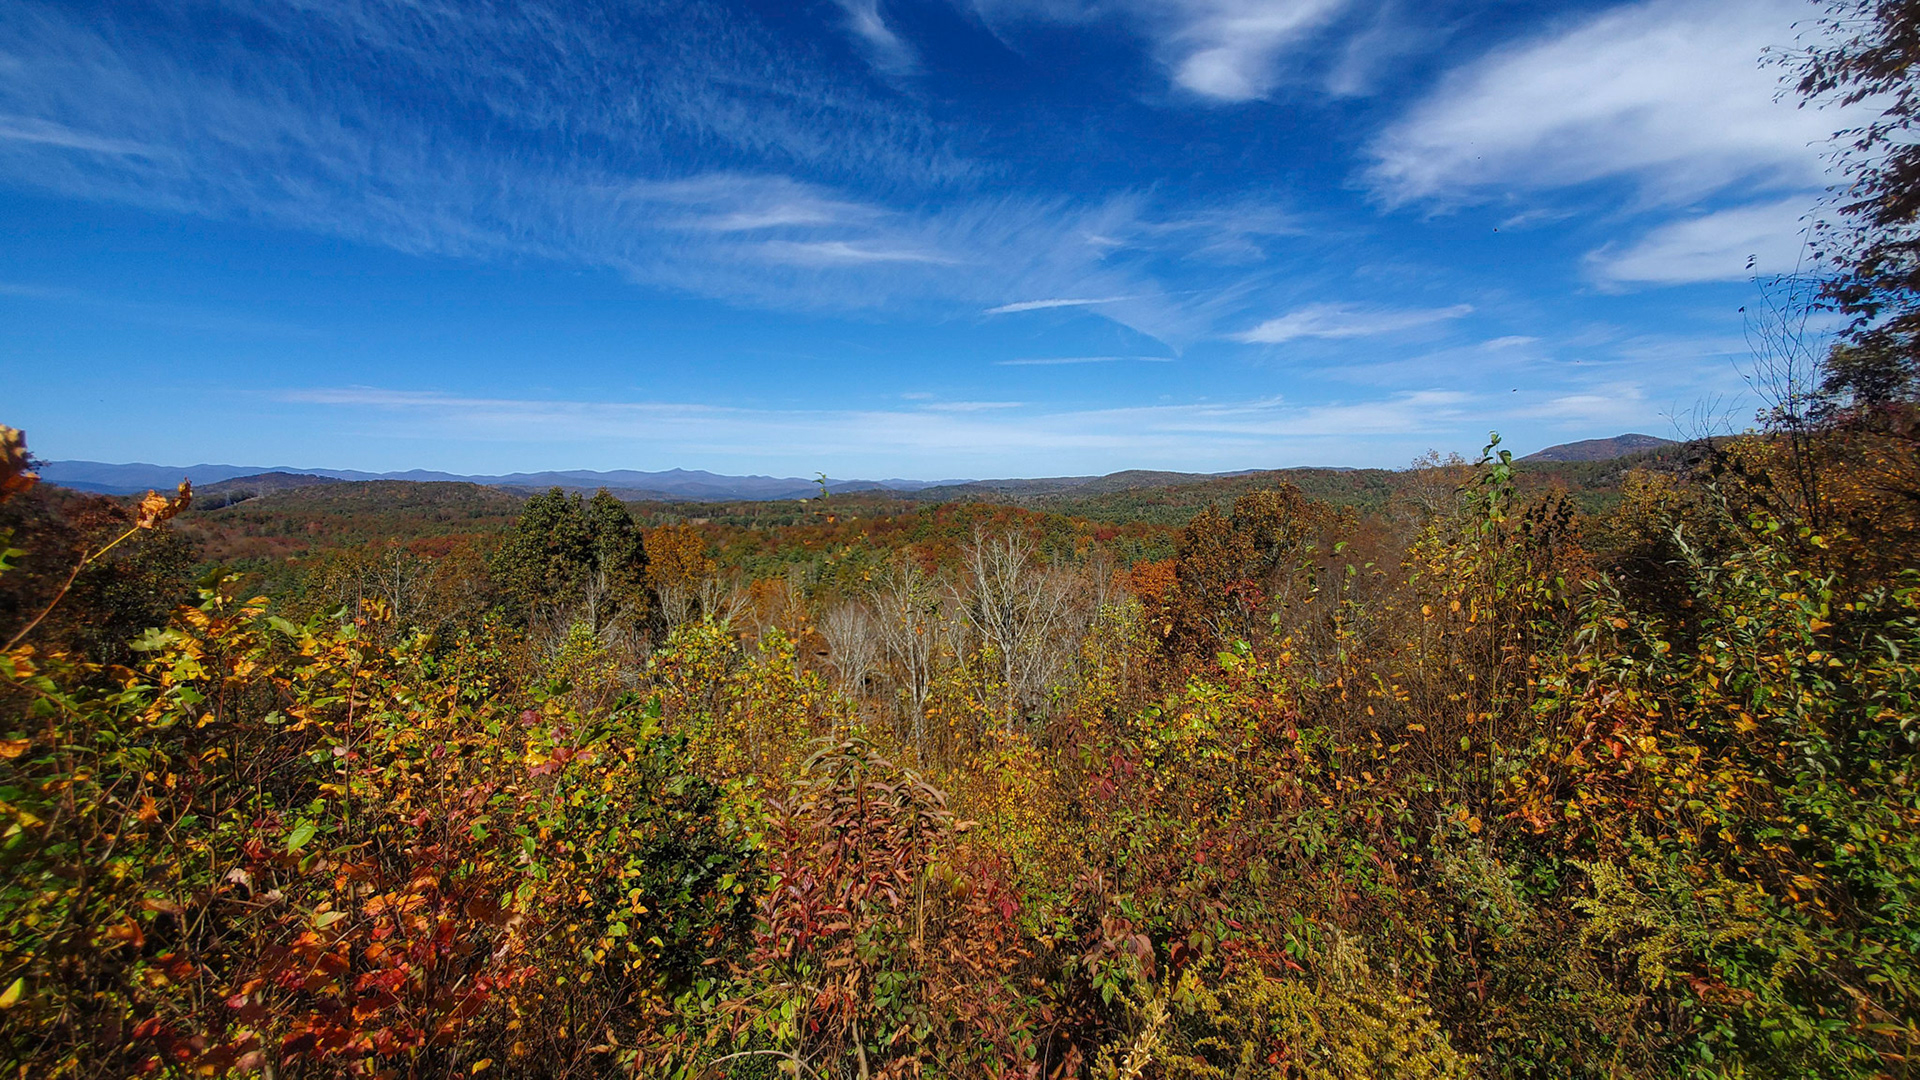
[129,628,177,653]
[286,819,317,853]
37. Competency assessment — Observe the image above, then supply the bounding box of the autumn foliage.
[2,420,1918,1078]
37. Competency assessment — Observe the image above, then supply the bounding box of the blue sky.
[0,0,1847,477]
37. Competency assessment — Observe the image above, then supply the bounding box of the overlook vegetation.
[11,1,1920,1076]
[2,407,1918,1078]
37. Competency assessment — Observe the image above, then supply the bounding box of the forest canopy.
[2,401,1918,1078]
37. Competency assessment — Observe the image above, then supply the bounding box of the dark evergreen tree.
[491,487,593,621]
[493,488,650,629]
[585,490,649,623]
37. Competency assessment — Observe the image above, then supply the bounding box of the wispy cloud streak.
[994,355,1174,365]
[1590,198,1814,285]
[834,0,919,75]
[1367,0,1836,206]
[984,297,1130,314]
[1234,302,1472,343]
[0,1,1313,344]
[280,385,1484,471]
[971,0,1353,101]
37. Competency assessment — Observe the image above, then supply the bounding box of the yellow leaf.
[471,1059,493,1074]
[0,978,21,1008]
[0,739,27,759]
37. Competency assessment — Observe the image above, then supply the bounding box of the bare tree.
[656,581,698,634]
[317,543,439,637]
[1666,395,1738,449]
[373,544,439,627]
[580,565,613,635]
[957,529,1085,734]
[1083,548,1120,614]
[869,561,941,761]
[1744,269,1835,525]
[699,572,752,630]
[1402,450,1471,520]
[821,600,880,700]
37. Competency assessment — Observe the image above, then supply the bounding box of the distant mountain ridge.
[40,461,1314,505]
[42,436,1671,502]
[1520,433,1676,462]
[39,461,968,501]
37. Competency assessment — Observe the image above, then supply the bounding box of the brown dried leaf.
[134,480,193,529]
[0,427,36,502]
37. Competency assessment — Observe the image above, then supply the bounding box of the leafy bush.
[3,423,1918,1078]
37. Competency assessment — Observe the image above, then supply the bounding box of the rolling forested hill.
[174,480,529,564]
[155,444,1689,575]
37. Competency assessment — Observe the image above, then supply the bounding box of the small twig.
[699,1048,826,1080]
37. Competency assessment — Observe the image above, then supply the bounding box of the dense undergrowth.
[2,420,1918,1078]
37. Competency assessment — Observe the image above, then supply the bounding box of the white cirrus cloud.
[1525,383,1652,429]
[1590,197,1813,285]
[1159,0,1352,100]
[834,0,919,75]
[984,296,1130,314]
[1234,302,1473,344]
[756,239,961,265]
[994,355,1175,365]
[277,385,1482,473]
[627,174,885,233]
[0,2,1316,345]
[1367,0,1840,207]
[970,0,1351,102]
[0,114,167,157]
